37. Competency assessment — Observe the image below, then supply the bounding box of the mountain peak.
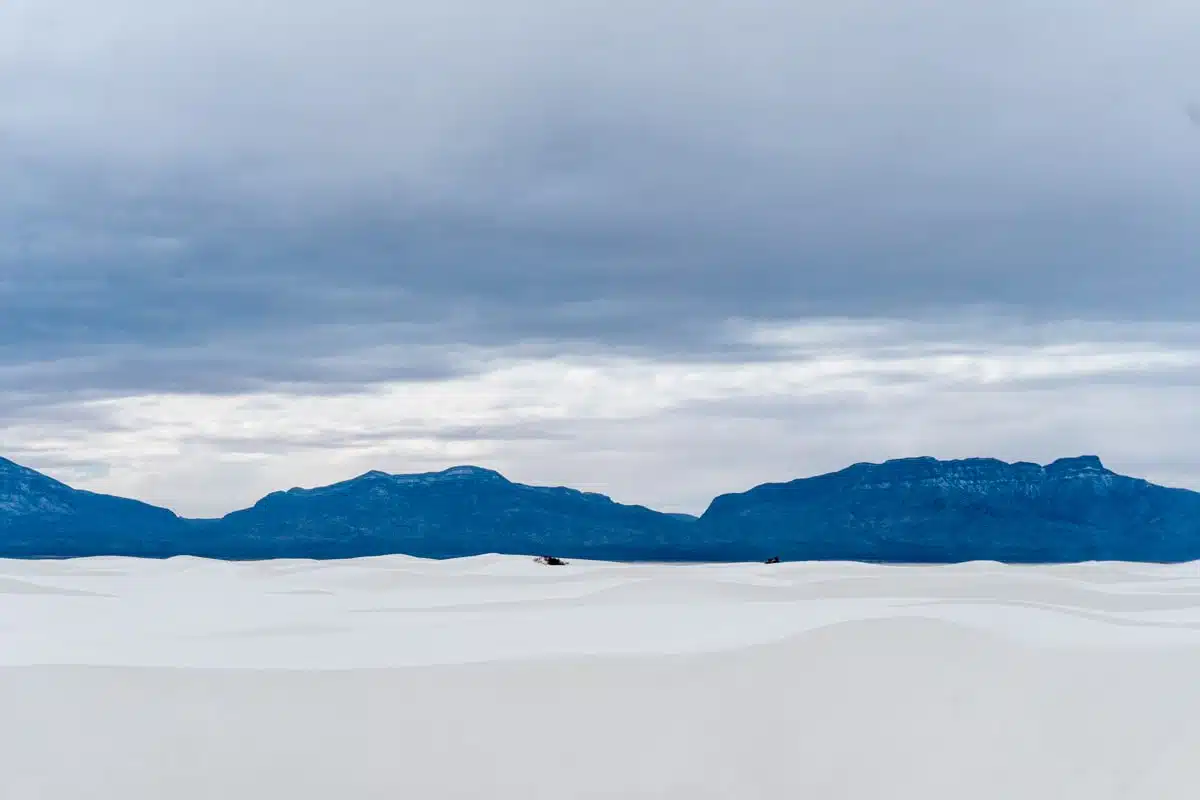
[438,465,505,480]
[1045,455,1107,473]
[276,465,511,499]
[367,465,508,484]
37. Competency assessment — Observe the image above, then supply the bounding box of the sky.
[2,0,1199,517]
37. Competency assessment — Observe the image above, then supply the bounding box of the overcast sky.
[2,0,1199,516]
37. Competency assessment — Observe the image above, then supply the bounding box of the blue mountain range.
[2,454,1198,562]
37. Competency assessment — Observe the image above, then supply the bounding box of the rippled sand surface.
[4,555,1200,798]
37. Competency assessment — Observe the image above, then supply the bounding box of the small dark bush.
[535,555,567,566]
[764,556,781,564]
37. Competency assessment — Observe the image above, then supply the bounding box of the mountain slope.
[0,457,184,557]
[698,456,1200,562]
[3,455,1200,562]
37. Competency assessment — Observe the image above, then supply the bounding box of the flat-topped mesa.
[699,455,1197,563]
[356,465,508,484]
[397,465,508,483]
[712,456,1124,506]
[781,456,1115,493]
[863,455,1108,476]
[1044,455,1109,475]
[275,466,510,500]
[849,456,1032,483]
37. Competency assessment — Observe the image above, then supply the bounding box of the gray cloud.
[2,1,1200,509]
[4,3,1199,386]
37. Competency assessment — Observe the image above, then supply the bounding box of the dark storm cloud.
[2,0,1199,405]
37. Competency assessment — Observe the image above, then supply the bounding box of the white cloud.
[7,319,1199,516]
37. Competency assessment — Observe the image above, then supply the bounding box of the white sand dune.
[3,556,1200,798]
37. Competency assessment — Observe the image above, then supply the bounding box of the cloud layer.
[2,1,1199,511]
[5,319,1198,516]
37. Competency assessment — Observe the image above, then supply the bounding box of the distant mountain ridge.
[700,455,1200,562]
[1,456,182,558]
[2,455,1199,562]
[207,465,697,561]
